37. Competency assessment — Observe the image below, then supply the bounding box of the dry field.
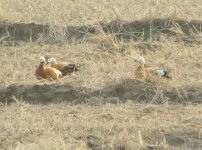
[0,0,202,149]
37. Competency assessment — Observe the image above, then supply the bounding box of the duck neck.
[39,62,45,70]
[139,63,145,69]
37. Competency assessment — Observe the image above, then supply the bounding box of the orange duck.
[47,57,79,76]
[134,56,172,80]
[35,56,62,81]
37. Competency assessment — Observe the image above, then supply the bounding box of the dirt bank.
[1,80,201,105]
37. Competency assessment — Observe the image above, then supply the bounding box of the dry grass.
[1,0,202,25]
[0,101,202,149]
[0,0,202,149]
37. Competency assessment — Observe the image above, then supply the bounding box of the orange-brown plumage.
[47,58,79,76]
[135,63,145,79]
[35,56,62,81]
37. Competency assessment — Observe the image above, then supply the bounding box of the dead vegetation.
[0,0,202,149]
[0,102,202,150]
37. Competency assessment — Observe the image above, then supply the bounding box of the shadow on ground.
[139,128,202,150]
[0,79,201,105]
[0,18,201,46]
[0,83,85,104]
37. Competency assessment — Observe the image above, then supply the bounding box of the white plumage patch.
[134,56,145,64]
[156,70,165,76]
[47,57,57,65]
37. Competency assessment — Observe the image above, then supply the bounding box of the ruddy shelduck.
[47,57,79,76]
[35,56,62,81]
[134,56,172,80]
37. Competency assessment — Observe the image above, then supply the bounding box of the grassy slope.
[0,0,202,149]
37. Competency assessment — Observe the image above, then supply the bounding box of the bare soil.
[0,18,202,45]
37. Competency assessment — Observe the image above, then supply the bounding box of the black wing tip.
[66,64,79,72]
[163,70,172,79]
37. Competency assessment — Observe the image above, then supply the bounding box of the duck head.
[134,56,145,64]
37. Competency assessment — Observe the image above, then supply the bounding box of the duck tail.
[163,70,172,79]
[157,70,172,79]
[65,64,79,72]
